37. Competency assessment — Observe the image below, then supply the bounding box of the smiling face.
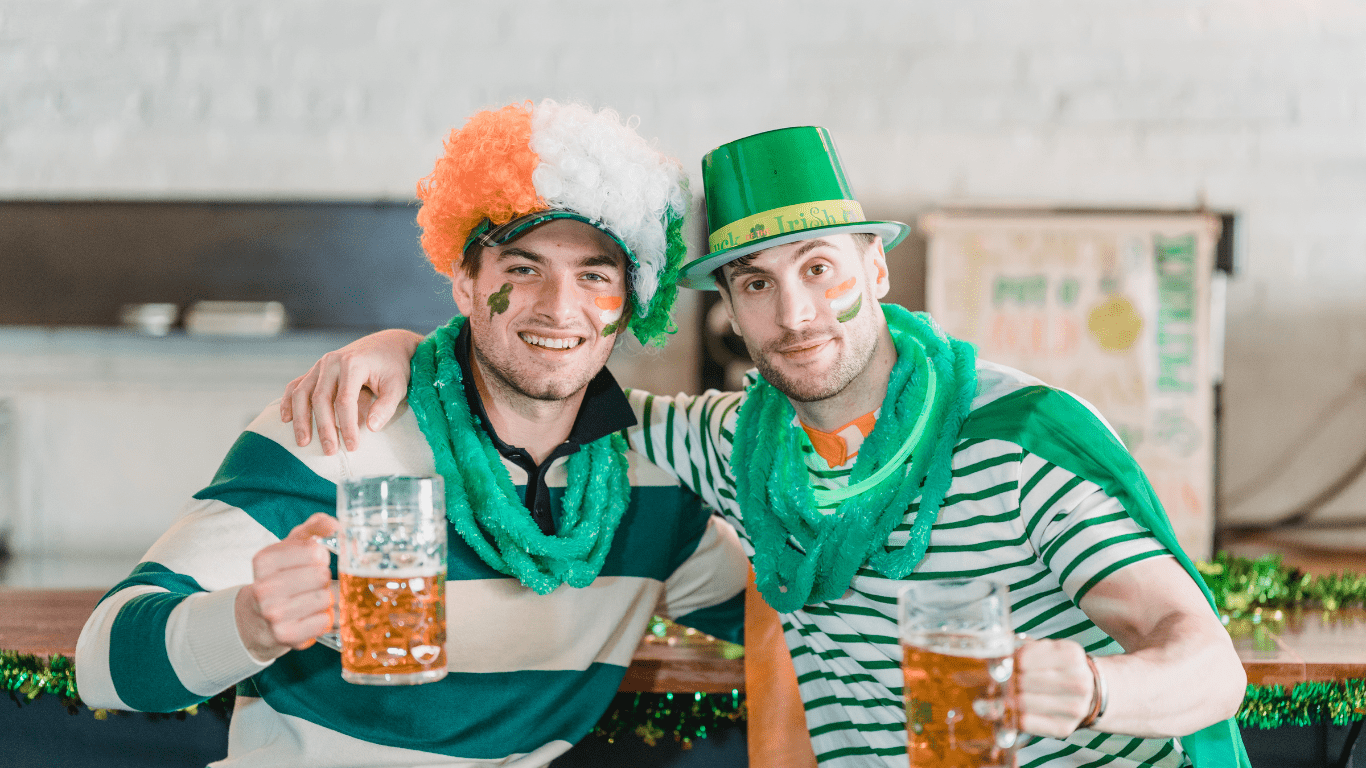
[716,234,889,402]
[451,219,629,403]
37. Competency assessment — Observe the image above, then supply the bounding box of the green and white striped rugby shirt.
[76,399,748,767]
[624,358,1192,768]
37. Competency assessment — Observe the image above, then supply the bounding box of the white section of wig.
[529,100,690,315]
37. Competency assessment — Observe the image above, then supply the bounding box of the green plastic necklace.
[407,316,632,595]
[812,344,938,506]
[732,305,979,613]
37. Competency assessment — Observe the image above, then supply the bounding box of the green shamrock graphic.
[749,224,770,240]
[487,283,512,317]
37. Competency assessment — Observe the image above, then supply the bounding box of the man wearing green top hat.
[282,126,1249,768]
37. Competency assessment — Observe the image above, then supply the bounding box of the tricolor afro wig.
[416,100,691,347]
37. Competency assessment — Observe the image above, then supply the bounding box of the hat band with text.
[708,200,866,254]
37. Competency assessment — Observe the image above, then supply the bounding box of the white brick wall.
[2,0,1365,544]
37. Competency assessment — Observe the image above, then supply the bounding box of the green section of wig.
[627,200,688,347]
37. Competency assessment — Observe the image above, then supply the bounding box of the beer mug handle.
[995,632,1033,751]
[313,535,342,652]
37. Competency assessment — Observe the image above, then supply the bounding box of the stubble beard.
[746,322,879,403]
[467,320,605,404]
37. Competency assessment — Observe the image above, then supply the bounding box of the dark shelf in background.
[0,200,455,332]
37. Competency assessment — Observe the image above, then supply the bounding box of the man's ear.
[450,259,476,317]
[867,237,890,300]
[715,282,743,338]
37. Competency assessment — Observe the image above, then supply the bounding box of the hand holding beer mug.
[320,475,448,685]
[898,579,1019,768]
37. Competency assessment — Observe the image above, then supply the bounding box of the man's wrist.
[234,584,288,663]
[1077,654,1109,729]
[171,587,274,691]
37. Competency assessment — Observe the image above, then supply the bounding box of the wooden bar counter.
[0,588,745,694]
[6,589,1366,697]
[1227,608,1366,687]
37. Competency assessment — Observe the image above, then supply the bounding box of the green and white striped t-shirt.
[624,359,1192,768]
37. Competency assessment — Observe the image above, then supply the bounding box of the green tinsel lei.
[733,306,979,612]
[409,315,633,594]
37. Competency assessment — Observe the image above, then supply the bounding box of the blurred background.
[2,2,1365,766]
[0,0,1363,586]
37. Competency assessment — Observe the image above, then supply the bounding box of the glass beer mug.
[898,579,1019,768]
[320,475,449,685]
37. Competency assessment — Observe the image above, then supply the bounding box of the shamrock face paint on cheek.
[596,295,624,336]
[487,283,513,318]
[826,277,863,323]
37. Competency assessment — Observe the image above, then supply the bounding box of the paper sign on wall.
[923,212,1221,559]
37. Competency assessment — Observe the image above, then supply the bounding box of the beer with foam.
[902,632,1018,768]
[339,570,447,680]
[899,580,1019,768]
[334,476,448,685]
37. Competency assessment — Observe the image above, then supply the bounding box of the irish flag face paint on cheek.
[596,295,624,336]
[836,294,863,323]
[826,277,863,323]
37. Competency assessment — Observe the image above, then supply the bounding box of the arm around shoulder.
[622,387,746,512]
[280,328,424,453]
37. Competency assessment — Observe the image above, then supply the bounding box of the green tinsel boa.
[407,315,633,594]
[733,304,978,612]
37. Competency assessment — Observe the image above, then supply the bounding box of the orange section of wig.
[416,103,543,277]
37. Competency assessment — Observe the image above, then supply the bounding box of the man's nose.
[775,282,817,330]
[533,272,579,324]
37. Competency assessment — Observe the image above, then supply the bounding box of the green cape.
[959,386,1249,768]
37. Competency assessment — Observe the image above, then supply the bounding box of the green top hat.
[678,126,910,289]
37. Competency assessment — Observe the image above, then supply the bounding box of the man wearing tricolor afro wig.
[417,99,690,348]
[76,100,747,768]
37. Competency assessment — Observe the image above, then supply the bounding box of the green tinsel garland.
[2,651,79,713]
[1196,552,1366,729]
[1,650,234,720]
[1239,680,1366,729]
[7,555,1366,736]
[591,690,746,747]
[1198,551,1366,615]
[0,648,740,743]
